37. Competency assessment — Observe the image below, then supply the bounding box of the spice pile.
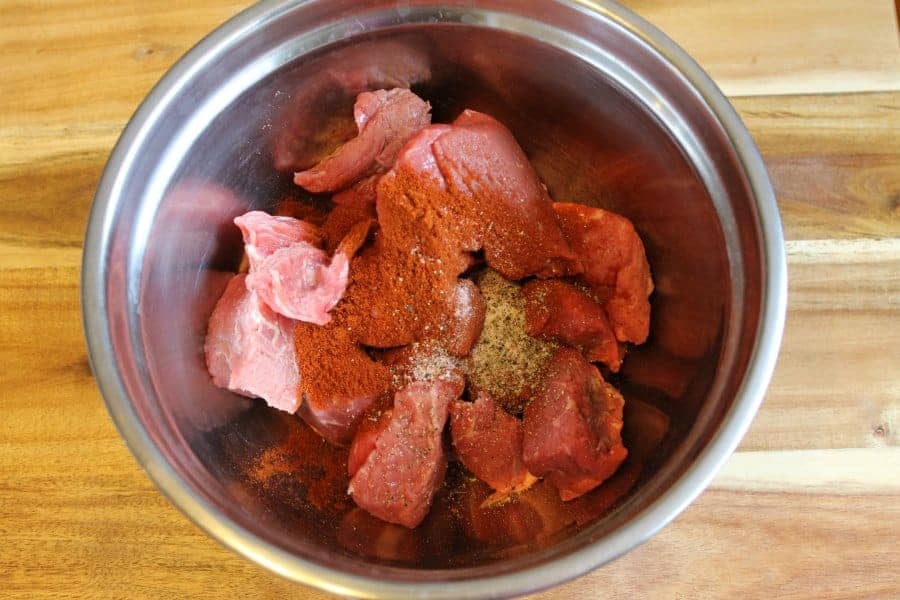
[204,87,654,530]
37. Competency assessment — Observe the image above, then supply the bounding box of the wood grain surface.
[1,1,898,598]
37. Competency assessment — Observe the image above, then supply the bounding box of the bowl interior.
[95,3,766,591]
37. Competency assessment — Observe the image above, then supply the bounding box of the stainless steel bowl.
[82,0,786,597]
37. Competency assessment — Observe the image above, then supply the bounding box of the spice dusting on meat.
[467,270,557,413]
[203,86,658,535]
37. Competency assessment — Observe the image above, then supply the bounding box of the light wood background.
[1,1,898,598]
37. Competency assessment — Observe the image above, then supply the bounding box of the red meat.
[273,39,430,173]
[522,279,623,371]
[294,316,391,447]
[348,380,462,528]
[376,111,579,280]
[294,88,432,193]
[203,275,300,413]
[234,210,321,271]
[553,202,653,344]
[522,348,627,501]
[450,393,535,498]
[245,220,371,325]
[348,408,392,478]
[433,111,579,279]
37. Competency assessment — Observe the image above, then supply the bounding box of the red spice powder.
[248,416,351,513]
[273,196,330,227]
[294,321,391,411]
[336,235,458,348]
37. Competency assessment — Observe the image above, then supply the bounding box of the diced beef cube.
[522,279,623,371]
[294,88,432,193]
[273,39,430,173]
[203,274,300,413]
[234,210,322,271]
[348,380,462,528]
[450,392,535,497]
[522,348,627,501]
[432,111,579,279]
[389,124,453,186]
[245,220,371,325]
[376,111,580,280]
[554,202,653,344]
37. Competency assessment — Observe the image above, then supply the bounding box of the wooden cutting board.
[1,1,898,597]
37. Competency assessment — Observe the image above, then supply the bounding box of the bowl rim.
[82,0,787,597]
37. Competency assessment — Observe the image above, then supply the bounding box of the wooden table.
[2,1,898,597]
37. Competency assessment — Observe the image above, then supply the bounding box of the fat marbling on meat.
[245,219,371,326]
[376,110,579,280]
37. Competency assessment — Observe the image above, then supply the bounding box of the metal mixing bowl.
[82,0,786,597]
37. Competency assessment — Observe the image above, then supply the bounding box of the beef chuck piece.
[273,39,430,173]
[433,110,579,279]
[234,210,322,271]
[553,202,653,344]
[204,275,300,413]
[348,380,462,528]
[245,220,371,326]
[294,88,432,193]
[522,348,627,501]
[376,111,580,280]
[522,279,623,372]
[450,393,535,499]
